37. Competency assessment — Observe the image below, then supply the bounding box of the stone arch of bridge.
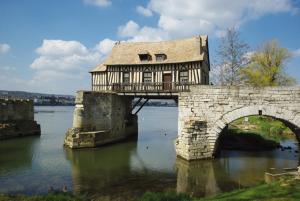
[208,105,300,156]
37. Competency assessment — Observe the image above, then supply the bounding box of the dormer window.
[139,52,151,62]
[155,54,167,62]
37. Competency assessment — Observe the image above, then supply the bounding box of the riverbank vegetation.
[0,192,84,201]
[2,176,300,201]
[229,115,294,142]
[138,176,300,201]
[240,40,296,87]
[216,115,295,151]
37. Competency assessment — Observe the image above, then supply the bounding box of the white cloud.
[293,49,300,57]
[0,39,116,94]
[118,20,140,38]
[31,39,115,71]
[35,40,89,57]
[94,38,116,55]
[28,39,115,94]
[0,43,10,54]
[118,20,167,42]
[124,0,296,40]
[136,5,153,17]
[84,0,111,7]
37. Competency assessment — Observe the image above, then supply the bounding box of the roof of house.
[91,35,208,72]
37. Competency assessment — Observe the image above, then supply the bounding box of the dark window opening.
[155,54,167,61]
[259,110,262,115]
[139,54,151,62]
[143,72,152,83]
[123,72,130,83]
[179,70,188,83]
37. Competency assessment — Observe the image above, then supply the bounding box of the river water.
[0,106,299,200]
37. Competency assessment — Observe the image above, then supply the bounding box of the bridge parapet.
[176,86,300,160]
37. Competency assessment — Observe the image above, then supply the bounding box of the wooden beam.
[134,99,149,115]
[131,97,142,113]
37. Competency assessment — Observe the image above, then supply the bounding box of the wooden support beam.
[134,99,149,115]
[131,97,142,113]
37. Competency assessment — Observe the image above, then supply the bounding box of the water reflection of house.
[65,141,176,201]
[90,36,210,93]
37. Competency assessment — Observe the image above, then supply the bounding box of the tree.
[240,40,296,87]
[212,27,249,85]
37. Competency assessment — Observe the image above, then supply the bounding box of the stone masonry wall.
[64,91,137,148]
[176,86,300,160]
[0,99,34,121]
[0,99,40,139]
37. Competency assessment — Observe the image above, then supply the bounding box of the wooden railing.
[92,82,194,93]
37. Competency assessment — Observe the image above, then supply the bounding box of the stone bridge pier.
[176,86,300,161]
[64,91,137,148]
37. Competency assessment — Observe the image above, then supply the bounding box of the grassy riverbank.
[0,193,84,201]
[229,116,294,142]
[217,115,294,151]
[2,177,300,201]
[139,177,300,201]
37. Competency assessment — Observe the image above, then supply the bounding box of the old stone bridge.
[176,86,300,160]
[65,86,300,161]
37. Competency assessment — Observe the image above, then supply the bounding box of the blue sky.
[0,0,300,95]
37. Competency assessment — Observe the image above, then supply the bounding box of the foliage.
[199,177,300,201]
[230,115,293,142]
[0,192,85,201]
[139,177,300,201]
[212,27,249,85]
[240,40,296,87]
[138,192,192,201]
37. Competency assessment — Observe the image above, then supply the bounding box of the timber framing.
[90,35,210,95]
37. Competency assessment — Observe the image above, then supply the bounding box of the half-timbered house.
[90,35,210,92]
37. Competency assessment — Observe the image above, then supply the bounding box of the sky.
[0,0,300,95]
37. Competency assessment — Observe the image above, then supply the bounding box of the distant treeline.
[0,90,178,107]
[0,90,75,106]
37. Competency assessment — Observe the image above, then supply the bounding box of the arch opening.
[209,106,300,158]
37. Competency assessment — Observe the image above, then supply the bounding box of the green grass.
[2,177,300,201]
[229,116,294,142]
[199,177,300,201]
[138,177,300,201]
[0,192,85,201]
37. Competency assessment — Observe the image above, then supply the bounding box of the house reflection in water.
[64,139,176,201]
[65,138,298,200]
[175,157,241,197]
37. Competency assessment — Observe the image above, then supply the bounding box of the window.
[139,54,151,62]
[143,72,152,83]
[179,71,188,83]
[155,54,166,61]
[123,72,130,83]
